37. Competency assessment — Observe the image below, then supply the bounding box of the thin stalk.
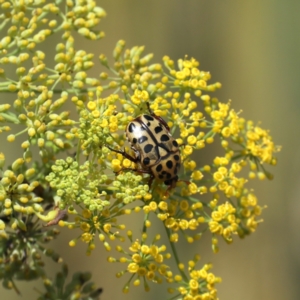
[164,226,188,282]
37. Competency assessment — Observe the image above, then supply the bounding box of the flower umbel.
[170,255,221,300]
[108,233,171,292]
[0,1,279,299]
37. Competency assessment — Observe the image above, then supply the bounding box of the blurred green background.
[2,0,300,299]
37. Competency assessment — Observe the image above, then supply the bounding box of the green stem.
[202,129,215,140]
[164,226,189,282]
[76,141,81,165]
[50,76,62,91]
[142,213,149,233]
[52,12,67,33]
[14,127,29,137]
[10,280,20,295]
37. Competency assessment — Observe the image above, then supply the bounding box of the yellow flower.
[80,222,91,232]
[128,262,139,273]
[213,172,224,182]
[189,279,199,290]
[81,232,93,243]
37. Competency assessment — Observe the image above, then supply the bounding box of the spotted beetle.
[107,103,181,190]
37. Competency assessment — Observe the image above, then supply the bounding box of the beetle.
[107,103,181,190]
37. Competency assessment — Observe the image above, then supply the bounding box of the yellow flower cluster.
[209,201,238,243]
[171,256,221,300]
[245,121,278,164]
[66,207,126,255]
[0,2,279,296]
[99,40,163,94]
[164,56,221,93]
[239,191,265,235]
[0,162,42,223]
[108,233,172,292]
[211,158,245,198]
[76,94,124,155]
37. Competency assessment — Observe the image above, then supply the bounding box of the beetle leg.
[146,102,170,132]
[106,145,139,163]
[130,146,141,161]
[147,174,155,189]
[181,180,191,186]
[163,176,190,197]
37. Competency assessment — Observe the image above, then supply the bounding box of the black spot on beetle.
[156,164,163,172]
[132,138,137,144]
[144,144,153,153]
[154,126,163,134]
[138,136,148,144]
[166,160,173,169]
[173,140,178,147]
[165,175,178,186]
[128,123,136,133]
[174,155,180,161]
[144,115,154,121]
[143,157,150,165]
[161,134,170,142]
[166,172,172,179]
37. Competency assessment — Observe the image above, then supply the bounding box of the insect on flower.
[107,103,181,191]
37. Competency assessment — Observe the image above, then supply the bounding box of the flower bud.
[21,140,30,149]
[25,168,36,178]
[46,131,55,141]
[7,134,15,142]
[78,28,90,37]
[54,139,64,148]
[28,128,36,137]
[12,158,24,171]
